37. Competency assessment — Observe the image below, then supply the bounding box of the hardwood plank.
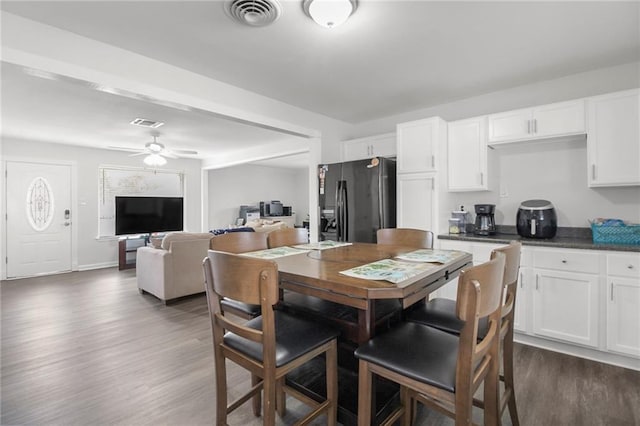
[2,268,639,425]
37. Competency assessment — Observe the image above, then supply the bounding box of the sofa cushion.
[149,237,163,249]
[161,231,213,250]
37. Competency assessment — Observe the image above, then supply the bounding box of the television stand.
[118,235,147,270]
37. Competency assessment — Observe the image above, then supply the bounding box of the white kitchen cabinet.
[514,247,533,333]
[396,117,446,173]
[587,88,640,187]
[436,239,640,370]
[436,240,472,299]
[435,240,504,299]
[532,248,600,348]
[397,173,436,234]
[342,132,396,162]
[488,99,585,145]
[606,252,640,357]
[447,116,488,191]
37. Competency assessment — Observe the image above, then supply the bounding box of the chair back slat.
[210,232,268,253]
[214,312,263,343]
[376,228,434,248]
[456,252,505,321]
[267,228,308,248]
[207,250,279,307]
[491,241,522,321]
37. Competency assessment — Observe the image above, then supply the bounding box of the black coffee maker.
[474,204,496,235]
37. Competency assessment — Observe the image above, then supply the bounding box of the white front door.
[6,161,72,278]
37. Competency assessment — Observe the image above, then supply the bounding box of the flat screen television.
[115,196,184,235]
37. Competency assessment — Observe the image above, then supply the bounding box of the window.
[98,166,184,237]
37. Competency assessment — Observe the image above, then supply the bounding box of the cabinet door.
[343,133,396,162]
[447,117,488,191]
[487,108,531,143]
[397,173,435,232]
[342,139,370,162]
[607,277,640,357]
[513,267,530,333]
[397,118,443,173]
[370,134,396,158]
[533,99,585,138]
[587,89,640,187]
[532,269,599,348]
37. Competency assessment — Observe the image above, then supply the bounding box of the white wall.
[350,62,640,231]
[207,165,308,230]
[446,137,640,228]
[1,138,203,273]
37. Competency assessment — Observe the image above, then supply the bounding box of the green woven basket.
[591,223,640,245]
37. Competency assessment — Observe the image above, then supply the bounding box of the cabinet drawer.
[533,248,600,274]
[607,253,640,278]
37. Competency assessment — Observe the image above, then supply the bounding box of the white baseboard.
[514,332,640,372]
[77,261,118,271]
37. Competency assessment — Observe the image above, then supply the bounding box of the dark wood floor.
[2,268,639,425]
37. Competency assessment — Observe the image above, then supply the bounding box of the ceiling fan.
[109,136,198,165]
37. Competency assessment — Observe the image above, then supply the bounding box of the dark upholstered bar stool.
[376,228,434,248]
[355,253,506,426]
[203,251,340,425]
[405,241,522,426]
[267,228,308,248]
[210,232,269,319]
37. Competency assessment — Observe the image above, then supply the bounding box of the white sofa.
[136,232,214,303]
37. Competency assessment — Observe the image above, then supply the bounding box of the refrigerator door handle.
[378,166,384,229]
[336,180,348,242]
[340,181,348,241]
[336,180,342,241]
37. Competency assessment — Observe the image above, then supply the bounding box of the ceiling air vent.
[130,118,164,128]
[224,0,282,27]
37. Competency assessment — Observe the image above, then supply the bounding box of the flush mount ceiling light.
[303,0,357,29]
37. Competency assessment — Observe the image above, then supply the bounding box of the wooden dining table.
[273,242,472,343]
[268,242,473,425]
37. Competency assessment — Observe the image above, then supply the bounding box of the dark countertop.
[438,226,640,253]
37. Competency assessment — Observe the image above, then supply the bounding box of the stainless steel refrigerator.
[318,157,396,243]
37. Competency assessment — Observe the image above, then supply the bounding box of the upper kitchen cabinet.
[397,117,447,173]
[488,99,586,145]
[587,89,640,187]
[342,132,396,162]
[447,116,488,191]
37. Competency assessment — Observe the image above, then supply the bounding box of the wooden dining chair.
[203,251,340,426]
[210,232,269,319]
[267,228,308,248]
[376,228,434,249]
[405,241,522,425]
[355,253,506,426]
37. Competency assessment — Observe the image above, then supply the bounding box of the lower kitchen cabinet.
[607,277,640,357]
[436,238,640,370]
[513,247,532,333]
[532,269,599,348]
[606,252,640,357]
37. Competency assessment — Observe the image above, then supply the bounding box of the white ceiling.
[1,1,639,168]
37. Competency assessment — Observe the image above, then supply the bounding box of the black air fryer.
[517,200,557,239]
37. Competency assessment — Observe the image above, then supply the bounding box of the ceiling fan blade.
[161,152,179,159]
[128,152,148,157]
[108,145,145,153]
[173,149,199,155]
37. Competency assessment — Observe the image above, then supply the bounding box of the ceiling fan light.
[304,0,356,29]
[147,142,163,153]
[143,153,167,167]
